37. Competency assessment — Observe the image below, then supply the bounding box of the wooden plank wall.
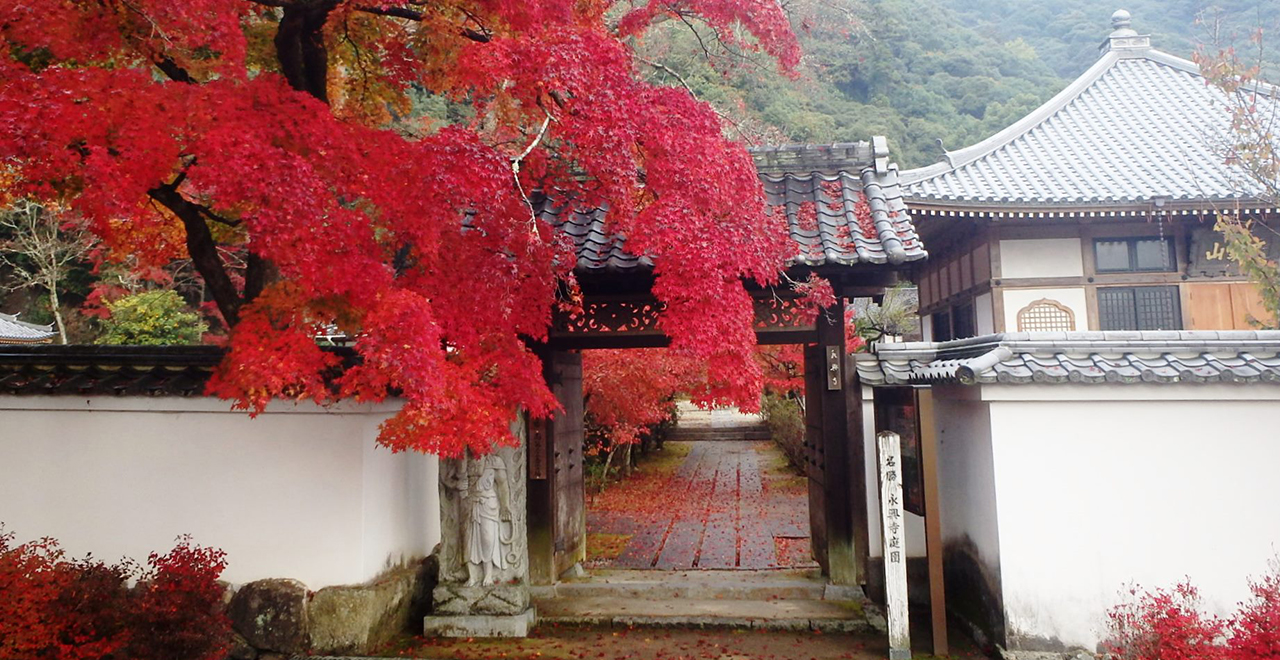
[1187,283,1270,329]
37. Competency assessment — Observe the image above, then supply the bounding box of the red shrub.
[1230,565,1280,660]
[1107,562,1280,660]
[0,527,230,660]
[0,532,78,660]
[125,537,230,660]
[1105,581,1229,660]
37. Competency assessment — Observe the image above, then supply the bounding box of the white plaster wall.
[983,385,1280,652]
[975,292,995,335]
[921,314,934,342]
[862,387,926,559]
[1002,287,1088,332]
[360,430,440,579]
[0,397,440,589]
[932,386,999,568]
[999,239,1084,280]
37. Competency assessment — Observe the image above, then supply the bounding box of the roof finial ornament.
[1111,9,1132,31]
[1101,8,1149,54]
[936,138,954,168]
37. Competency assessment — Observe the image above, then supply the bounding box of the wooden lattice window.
[1098,286,1182,331]
[1016,299,1076,332]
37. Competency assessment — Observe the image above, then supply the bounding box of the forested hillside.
[939,0,1279,77]
[644,0,1277,168]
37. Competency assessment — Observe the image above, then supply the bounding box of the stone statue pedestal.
[425,426,535,637]
[423,584,536,637]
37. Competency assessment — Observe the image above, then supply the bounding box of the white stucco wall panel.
[975,292,995,335]
[1002,287,1088,332]
[986,392,1280,652]
[862,388,926,559]
[0,397,439,589]
[933,387,998,563]
[999,239,1084,280]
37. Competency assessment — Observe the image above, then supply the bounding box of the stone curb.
[538,614,874,633]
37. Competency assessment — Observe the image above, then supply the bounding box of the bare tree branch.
[0,200,96,343]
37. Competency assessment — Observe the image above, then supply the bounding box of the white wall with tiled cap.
[0,397,440,589]
[980,384,1280,654]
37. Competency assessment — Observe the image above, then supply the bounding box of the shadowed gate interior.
[525,141,925,587]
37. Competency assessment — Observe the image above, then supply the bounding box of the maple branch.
[154,57,195,84]
[512,111,553,236]
[147,182,244,327]
[637,56,760,145]
[352,4,492,42]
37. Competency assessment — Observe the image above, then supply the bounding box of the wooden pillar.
[527,349,585,585]
[918,389,949,655]
[809,300,869,586]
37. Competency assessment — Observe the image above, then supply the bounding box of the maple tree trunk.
[599,445,618,494]
[147,185,245,327]
[276,3,337,103]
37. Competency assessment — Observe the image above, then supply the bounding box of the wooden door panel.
[1187,283,1233,329]
[1230,283,1270,329]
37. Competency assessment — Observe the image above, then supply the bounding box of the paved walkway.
[587,440,813,570]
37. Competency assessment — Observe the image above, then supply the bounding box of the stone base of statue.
[423,605,537,638]
[426,580,535,637]
[432,583,530,616]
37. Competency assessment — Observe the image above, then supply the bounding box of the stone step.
[533,596,878,633]
[665,427,771,441]
[538,569,828,601]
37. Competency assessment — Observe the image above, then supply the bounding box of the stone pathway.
[587,440,813,570]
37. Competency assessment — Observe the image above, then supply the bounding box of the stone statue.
[465,455,513,586]
[428,420,534,637]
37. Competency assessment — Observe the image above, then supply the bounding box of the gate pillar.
[527,349,586,585]
[804,300,869,586]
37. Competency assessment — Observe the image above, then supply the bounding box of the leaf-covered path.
[587,440,814,570]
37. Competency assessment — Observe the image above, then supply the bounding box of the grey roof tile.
[541,144,927,272]
[0,313,55,344]
[901,44,1278,207]
[862,331,1280,386]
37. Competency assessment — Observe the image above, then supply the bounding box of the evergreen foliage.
[95,290,207,346]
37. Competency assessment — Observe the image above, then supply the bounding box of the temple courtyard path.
[586,440,815,570]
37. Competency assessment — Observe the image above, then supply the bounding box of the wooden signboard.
[877,430,911,660]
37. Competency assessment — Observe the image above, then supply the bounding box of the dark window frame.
[1093,237,1177,273]
[952,301,976,339]
[932,310,952,342]
[1097,285,1183,331]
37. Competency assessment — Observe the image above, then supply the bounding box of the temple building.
[853,11,1280,658]
[902,9,1277,341]
[0,312,54,344]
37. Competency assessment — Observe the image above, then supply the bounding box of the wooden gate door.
[803,342,830,573]
[528,349,585,584]
[802,303,869,586]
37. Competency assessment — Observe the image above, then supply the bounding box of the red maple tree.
[0,1,803,456]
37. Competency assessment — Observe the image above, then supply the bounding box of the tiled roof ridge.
[750,138,889,175]
[0,312,56,344]
[0,312,53,331]
[859,330,1280,386]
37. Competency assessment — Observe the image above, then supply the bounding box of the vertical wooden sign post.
[877,430,911,660]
